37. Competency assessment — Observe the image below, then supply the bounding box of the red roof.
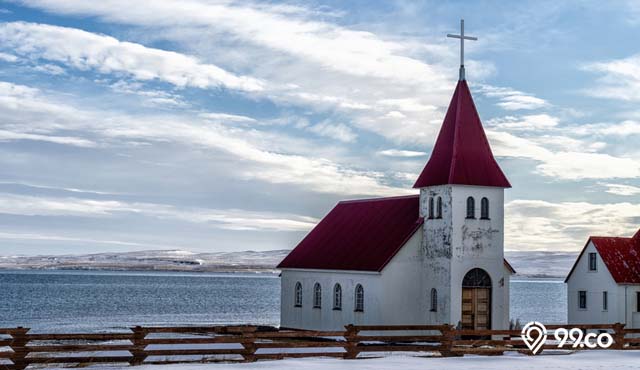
[414,80,511,188]
[277,195,423,272]
[565,230,640,284]
[278,195,515,273]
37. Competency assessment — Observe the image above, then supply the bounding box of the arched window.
[466,197,475,219]
[430,288,438,312]
[294,282,302,307]
[333,284,342,310]
[313,283,322,308]
[481,197,489,219]
[462,268,492,288]
[354,284,364,312]
[428,197,434,219]
[436,197,443,219]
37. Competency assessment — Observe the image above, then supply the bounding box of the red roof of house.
[278,195,515,273]
[565,230,640,284]
[413,80,511,188]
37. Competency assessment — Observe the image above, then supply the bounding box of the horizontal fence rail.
[0,323,637,369]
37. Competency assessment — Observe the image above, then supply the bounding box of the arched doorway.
[461,268,491,330]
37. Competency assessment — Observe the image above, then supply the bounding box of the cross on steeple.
[447,19,477,81]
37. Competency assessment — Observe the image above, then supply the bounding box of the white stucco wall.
[567,241,640,328]
[280,231,424,331]
[421,185,509,329]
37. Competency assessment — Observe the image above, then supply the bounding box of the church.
[278,21,515,331]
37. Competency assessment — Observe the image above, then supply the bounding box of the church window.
[588,252,597,271]
[313,283,322,308]
[462,268,492,288]
[333,284,342,310]
[436,197,443,219]
[354,284,364,312]
[428,197,434,219]
[430,288,438,312]
[466,197,475,219]
[637,292,640,312]
[602,291,608,311]
[294,282,302,307]
[578,291,587,309]
[480,197,489,219]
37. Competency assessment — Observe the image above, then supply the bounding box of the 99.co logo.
[521,322,614,355]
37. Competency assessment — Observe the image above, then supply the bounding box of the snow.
[95,351,637,370]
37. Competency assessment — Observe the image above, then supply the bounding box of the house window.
[428,197,434,219]
[436,197,443,219]
[333,283,342,310]
[294,282,302,307]
[579,291,587,309]
[602,291,608,311]
[588,253,597,271]
[466,197,475,219]
[313,283,322,308]
[430,288,438,312]
[480,197,489,219]
[637,292,640,312]
[354,284,364,312]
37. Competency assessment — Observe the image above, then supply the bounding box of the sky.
[0,0,640,255]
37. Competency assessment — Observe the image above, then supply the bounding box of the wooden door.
[461,288,491,330]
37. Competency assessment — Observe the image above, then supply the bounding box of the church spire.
[447,19,477,81]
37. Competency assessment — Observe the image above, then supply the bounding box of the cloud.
[506,199,640,251]
[487,114,559,131]
[600,183,640,196]
[378,149,426,157]
[0,193,319,231]
[0,129,96,147]
[307,121,356,143]
[199,112,257,124]
[0,21,264,92]
[488,130,640,180]
[0,52,17,62]
[0,80,409,196]
[478,84,549,110]
[583,53,640,101]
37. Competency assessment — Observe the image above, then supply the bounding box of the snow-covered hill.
[0,249,577,277]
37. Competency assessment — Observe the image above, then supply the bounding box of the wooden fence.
[0,323,638,369]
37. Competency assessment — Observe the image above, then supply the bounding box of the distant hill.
[0,249,578,278]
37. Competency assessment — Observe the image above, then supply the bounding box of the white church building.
[278,35,516,330]
[566,230,640,329]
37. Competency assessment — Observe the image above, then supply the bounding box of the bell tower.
[414,20,512,329]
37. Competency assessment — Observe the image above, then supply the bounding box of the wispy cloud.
[600,183,640,196]
[478,84,549,111]
[0,21,264,92]
[378,149,426,157]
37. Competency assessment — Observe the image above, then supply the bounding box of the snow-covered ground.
[97,351,638,370]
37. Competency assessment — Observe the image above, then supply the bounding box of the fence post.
[241,331,257,362]
[440,324,459,357]
[9,327,29,370]
[129,326,147,366]
[613,323,625,350]
[343,325,359,359]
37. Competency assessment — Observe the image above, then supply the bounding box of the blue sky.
[0,0,640,255]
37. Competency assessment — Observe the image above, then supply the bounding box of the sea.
[0,270,566,332]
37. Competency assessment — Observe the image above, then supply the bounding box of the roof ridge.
[339,194,419,204]
[448,80,463,184]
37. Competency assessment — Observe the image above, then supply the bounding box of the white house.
[278,64,515,331]
[565,230,640,329]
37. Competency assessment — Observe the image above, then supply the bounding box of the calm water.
[0,271,566,332]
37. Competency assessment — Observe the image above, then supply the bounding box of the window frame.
[578,290,587,310]
[313,282,322,309]
[430,288,438,312]
[480,197,490,220]
[428,197,434,219]
[588,252,597,271]
[333,283,342,311]
[466,197,475,219]
[354,284,364,312]
[602,291,608,311]
[294,282,302,307]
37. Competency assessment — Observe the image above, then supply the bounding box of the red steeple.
[413,80,511,188]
